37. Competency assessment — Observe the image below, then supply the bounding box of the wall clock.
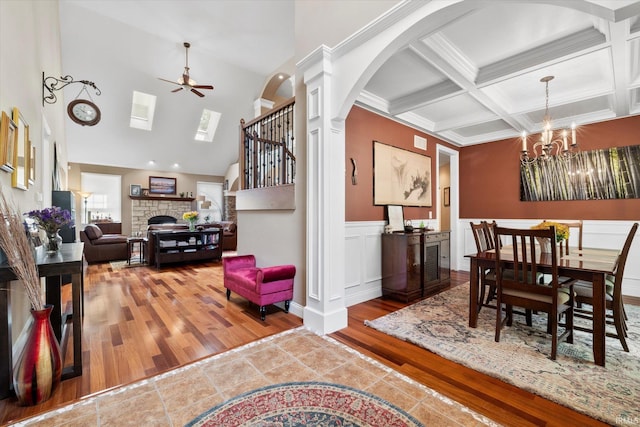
[67,99,101,126]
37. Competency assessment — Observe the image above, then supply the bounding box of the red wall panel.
[346,106,640,222]
[459,115,640,220]
[345,106,456,222]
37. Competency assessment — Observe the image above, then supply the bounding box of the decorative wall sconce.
[42,72,102,126]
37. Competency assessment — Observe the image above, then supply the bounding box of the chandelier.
[520,76,578,165]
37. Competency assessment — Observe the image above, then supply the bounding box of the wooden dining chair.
[543,220,583,255]
[470,221,496,312]
[494,226,575,360]
[573,222,638,352]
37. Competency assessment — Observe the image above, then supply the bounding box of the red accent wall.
[346,107,640,222]
[345,106,456,221]
[459,115,640,220]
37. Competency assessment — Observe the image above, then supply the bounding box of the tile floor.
[10,328,498,426]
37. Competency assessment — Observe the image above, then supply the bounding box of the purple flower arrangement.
[27,206,74,234]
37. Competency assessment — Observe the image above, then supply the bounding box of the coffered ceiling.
[359,1,640,147]
[58,1,640,176]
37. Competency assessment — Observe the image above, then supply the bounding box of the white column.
[301,47,348,334]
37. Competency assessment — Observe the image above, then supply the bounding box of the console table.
[381,231,450,302]
[0,243,85,399]
[152,229,222,268]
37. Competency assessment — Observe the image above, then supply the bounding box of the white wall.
[1,0,67,341]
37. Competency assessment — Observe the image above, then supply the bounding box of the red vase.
[12,305,62,406]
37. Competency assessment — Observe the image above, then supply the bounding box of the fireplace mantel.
[130,196,195,202]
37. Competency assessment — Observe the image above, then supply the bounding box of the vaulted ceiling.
[58,1,640,177]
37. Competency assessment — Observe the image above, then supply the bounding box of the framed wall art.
[29,145,35,184]
[11,107,29,190]
[386,205,404,231]
[520,144,640,201]
[149,176,177,195]
[373,140,432,207]
[0,110,17,173]
[130,184,142,196]
[443,187,450,206]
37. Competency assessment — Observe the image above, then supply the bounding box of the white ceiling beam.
[408,40,528,133]
[388,80,462,115]
[476,28,605,85]
[608,20,632,117]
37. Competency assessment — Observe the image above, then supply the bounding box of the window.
[130,91,157,131]
[194,109,221,142]
[80,173,122,222]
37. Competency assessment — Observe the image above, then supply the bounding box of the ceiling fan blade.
[172,87,184,93]
[193,85,214,90]
[158,77,181,86]
[191,88,205,97]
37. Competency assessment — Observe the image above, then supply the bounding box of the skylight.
[195,109,221,142]
[130,91,156,131]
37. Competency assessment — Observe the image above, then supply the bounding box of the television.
[149,176,177,195]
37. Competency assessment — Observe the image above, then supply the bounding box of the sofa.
[146,222,233,267]
[79,223,128,263]
[219,221,237,251]
[223,254,295,320]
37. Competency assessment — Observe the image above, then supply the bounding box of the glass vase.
[12,305,62,406]
[188,219,196,232]
[45,231,63,254]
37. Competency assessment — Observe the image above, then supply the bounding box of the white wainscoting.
[344,221,386,306]
[345,219,640,303]
[461,219,640,298]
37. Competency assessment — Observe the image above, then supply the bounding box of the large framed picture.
[373,140,431,207]
[149,176,176,195]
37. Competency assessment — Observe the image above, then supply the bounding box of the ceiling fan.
[158,42,214,97]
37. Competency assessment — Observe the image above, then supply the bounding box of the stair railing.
[240,98,295,190]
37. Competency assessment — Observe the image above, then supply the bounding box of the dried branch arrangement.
[0,190,42,310]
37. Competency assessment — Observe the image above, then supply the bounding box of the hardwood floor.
[0,263,607,426]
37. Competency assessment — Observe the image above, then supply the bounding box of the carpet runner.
[365,284,640,426]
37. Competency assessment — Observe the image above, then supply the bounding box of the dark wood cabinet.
[381,231,450,302]
[152,229,221,268]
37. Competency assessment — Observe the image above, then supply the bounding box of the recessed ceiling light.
[278,74,284,79]
[148,160,155,164]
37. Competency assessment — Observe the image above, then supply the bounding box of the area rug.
[186,381,424,427]
[365,284,640,426]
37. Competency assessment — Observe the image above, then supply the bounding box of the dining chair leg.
[478,283,487,313]
[614,307,629,352]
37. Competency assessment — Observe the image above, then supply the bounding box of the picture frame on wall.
[28,144,35,185]
[0,110,17,173]
[443,187,450,207]
[11,107,29,190]
[149,176,177,195]
[373,140,432,207]
[130,184,142,196]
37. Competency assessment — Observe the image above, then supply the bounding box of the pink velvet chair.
[223,255,295,320]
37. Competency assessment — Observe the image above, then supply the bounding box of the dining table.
[466,245,620,367]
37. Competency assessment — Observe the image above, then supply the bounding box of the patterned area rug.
[365,285,640,426]
[186,381,423,427]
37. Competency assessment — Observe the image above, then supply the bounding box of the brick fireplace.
[131,198,193,235]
